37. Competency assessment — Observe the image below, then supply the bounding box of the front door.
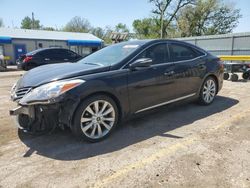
[14,44,26,62]
[127,43,176,113]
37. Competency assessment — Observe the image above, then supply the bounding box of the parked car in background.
[10,39,224,142]
[16,48,82,70]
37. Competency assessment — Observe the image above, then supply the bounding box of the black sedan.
[16,48,82,70]
[10,39,224,142]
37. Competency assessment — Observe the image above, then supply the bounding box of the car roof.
[26,48,69,55]
[128,39,207,54]
[122,39,194,46]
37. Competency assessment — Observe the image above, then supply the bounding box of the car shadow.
[18,96,239,161]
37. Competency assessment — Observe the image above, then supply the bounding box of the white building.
[0,28,103,64]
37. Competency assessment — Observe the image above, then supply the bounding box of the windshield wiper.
[84,62,104,66]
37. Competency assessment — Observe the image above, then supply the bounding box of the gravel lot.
[0,72,249,188]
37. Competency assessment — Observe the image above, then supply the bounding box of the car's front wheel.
[198,77,217,105]
[71,95,119,142]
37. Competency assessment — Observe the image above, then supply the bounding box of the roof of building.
[0,27,102,42]
[176,32,250,40]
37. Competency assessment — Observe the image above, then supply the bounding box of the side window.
[170,44,199,62]
[53,49,68,59]
[136,43,168,65]
[65,50,78,59]
[39,50,54,58]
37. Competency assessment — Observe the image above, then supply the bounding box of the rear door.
[52,49,68,63]
[127,42,177,113]
[52,49,79,63]
[169,42,206,97]
[39,49,61,65]
[42,49,65,64]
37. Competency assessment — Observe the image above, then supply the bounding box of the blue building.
[0,28,103,64]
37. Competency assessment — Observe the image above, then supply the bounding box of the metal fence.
[177,32,250,56]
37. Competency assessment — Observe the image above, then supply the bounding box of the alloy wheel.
[80,100,115,139]
[202,79,216,103]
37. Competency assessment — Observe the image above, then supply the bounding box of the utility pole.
[160,11,163,39]
[32,12,34,29]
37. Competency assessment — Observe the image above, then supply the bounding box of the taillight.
[23,56,33,63]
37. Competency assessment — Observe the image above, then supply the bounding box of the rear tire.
[223,73,230,80]
[24,63,36,71]
[231,74,238,82]
[198,77,217,105]
[242,72,250,80]
[71,95,119,142]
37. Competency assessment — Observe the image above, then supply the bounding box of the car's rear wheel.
[223,73,230,80]
[231,74,239,82]
[242,71,250,80]
[71,95,119,142]
[24,63,36,71]
[198,77,217,105]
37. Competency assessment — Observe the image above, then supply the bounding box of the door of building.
[14,44,27,62]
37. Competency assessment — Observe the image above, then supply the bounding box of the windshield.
[78,42,141,66]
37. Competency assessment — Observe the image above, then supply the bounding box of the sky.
[0,0,249,33]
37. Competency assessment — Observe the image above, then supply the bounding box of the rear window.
[26,49,44,56]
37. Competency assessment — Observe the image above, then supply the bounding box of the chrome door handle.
[64,59,69,61]
[164,71,175,76]
[44,58,50,61]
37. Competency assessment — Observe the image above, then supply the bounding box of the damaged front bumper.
[10,106,35,118]
[10,104,60,133]
[9,99,79,134]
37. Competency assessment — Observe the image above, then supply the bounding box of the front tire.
[71,95,119,142]
[198,77,217,105]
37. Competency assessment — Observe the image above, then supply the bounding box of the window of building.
[38,43,43,48]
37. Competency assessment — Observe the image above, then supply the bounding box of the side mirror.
[129,58,152,70]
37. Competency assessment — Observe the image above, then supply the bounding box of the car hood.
[16,63,110,88]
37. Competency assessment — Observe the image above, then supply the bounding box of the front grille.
[14,87,32,101]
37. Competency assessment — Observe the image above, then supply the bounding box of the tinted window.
[135,43,168,65]
[38,49,56,58]
[53,49,67,59]
[27,49,44,56]
[65,50,78,59]
[170,44,199,61]
[49,49,74,59]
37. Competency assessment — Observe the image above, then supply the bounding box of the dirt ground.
[0,72,249,188]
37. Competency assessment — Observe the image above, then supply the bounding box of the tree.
[115,23,129,33]
[0,18,3,27]
[64,16,91,33]
[149,0,194,38]
[42,27,55,31]
[133,18,160,39]
[177,0,241,37]
[21,16,41,29]
[206,3,241,34]
[91,27,105,39]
